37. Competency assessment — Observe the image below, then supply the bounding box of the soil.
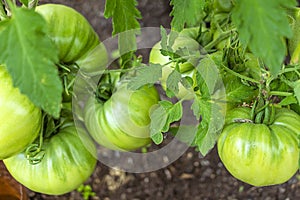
[11,0,300,199]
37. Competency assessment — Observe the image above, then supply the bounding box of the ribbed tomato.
[3,125,97,195]
[218,107,299,186]
[84,80,160,151]
[0,65,41,160]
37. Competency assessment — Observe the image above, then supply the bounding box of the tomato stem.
[262,103,270,124]
[221,63,260,84]
[204,30,234,50]
[269,91,293,97]
[25,112,46,165]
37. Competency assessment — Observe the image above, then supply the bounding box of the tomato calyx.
[25,103,74,164]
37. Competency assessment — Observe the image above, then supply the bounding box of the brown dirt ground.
[12,0,300,199]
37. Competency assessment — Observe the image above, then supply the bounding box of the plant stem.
[204,30,234,50]
[269,91,293,97]
[221,63,260,84]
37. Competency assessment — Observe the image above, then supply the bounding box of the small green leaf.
[149,101,183,144]
[191,97,225,155]
[160,26,168,51]
[166,68,181,97]
[170,0,206,31]
[150,104,168,144]
[196,57,219,94]
[279,95,298,106]
[127,64,162,90]
[0,6,62,117]
[162,101,183,132]
[151,132,164,145]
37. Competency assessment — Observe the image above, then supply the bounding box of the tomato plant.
[3,124,97,195]
[1,0,300,196]
[0,65,41,160]
[218,107,300,186]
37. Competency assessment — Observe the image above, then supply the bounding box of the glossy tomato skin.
[3,126,97,195]
[0,65,41,160]
[218,107,300,186]
[149,28,200,99]
[36,4,108,74]
[84,81,160,151]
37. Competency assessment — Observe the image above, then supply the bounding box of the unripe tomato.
[0,65,41,160]
[218,107,300,186]
[84,80,160,151]
[4,125,97,195]
[36,4,108,75]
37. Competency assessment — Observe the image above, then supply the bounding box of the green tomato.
[218,107,300,186]
[36,4,108,74]
[84,80,160,151]
[149,28,200,99]
[0,65,41,160]
[3,125,97,195]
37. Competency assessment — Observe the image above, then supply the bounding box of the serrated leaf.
[104,0,141,35]
[170,0,206,31]
[232,0,296,75]
[0,6,62,117]
[127,64,162,90]
[192,97,225,155]
[104,0,141,59]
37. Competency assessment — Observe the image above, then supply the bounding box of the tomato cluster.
[1,0,300,196]
[0,4,102,195]
[0,3,161,195]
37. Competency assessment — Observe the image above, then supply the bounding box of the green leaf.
[104,0,141,35]
[232,0,296,75]
[196,57,220,94]
[223,74,258,104]
[104,0,141,57]
[294,80,300,104]
[149,104,168,144]
[166,68,181,97]
[161,101,182,132]
[160,26,168,51]
[149,101,183,144]
[0,6,62,117]
[170,0,206,31]
[279,95,298,106]
[191,97,225,155]
[127,64,162,90]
